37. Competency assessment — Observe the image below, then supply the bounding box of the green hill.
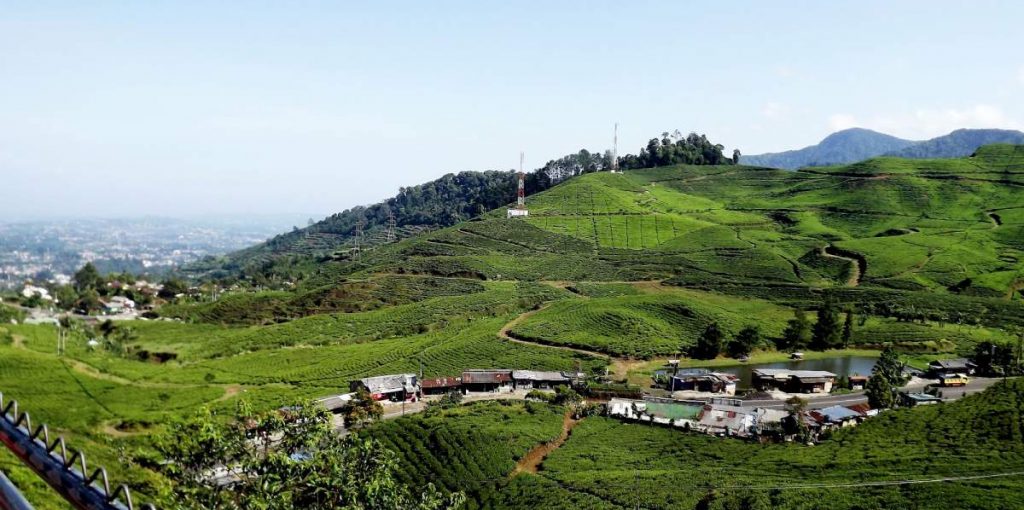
[742,128,1024,169]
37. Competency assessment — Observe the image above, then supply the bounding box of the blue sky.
[2,1,1023,220]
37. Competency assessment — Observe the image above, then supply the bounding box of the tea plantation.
[1,146,1023,508]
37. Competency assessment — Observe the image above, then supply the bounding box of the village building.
[848,375,869,391]
[811,405,862,429]
[420,376,462,396]
[751,369,836,393]
[696,403,757,437]
[845,402,877,418]
[928,359,976,377]
[666,369,738,395]
[461,369,513,393]
[21,284,53,302]
[899,392,942,407]
[350,373,420,402]
[511,370,569,390]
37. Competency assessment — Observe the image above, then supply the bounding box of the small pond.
[721,356,878,389]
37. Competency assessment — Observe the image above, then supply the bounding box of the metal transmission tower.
[611,122,619,173]
[353,219,366,259]
[386,211,397,243]
[1,393,154,510]
[506,152,529,218]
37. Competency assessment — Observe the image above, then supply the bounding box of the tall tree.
[343,387,384,429]
[865,375,896,409]
[732,149,741,164]
[872,346,906,386]
[778,309,811,351]
[690,322,724,360]
[73,262,101,292]
[842,311,854,347]
[811,299,841,350]
[727,325,760,358]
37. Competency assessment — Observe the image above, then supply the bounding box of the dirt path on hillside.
[10,334,25,349]
[987,211,1002,228]
[499,309,643,381]
[512,411,580,475]
[822,245,864,287]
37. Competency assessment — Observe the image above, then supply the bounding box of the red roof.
[421,376,462,389]
[462,370,512,384]
[845,403,872,415]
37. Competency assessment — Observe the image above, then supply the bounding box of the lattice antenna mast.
[517,151,526,210]
[353,219,365,258]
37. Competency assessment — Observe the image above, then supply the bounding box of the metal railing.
[0,392,154,510]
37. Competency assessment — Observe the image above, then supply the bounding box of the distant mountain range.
[741,128,1024,169]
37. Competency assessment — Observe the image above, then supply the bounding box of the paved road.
[333,391,528,431]
[740,376,1005,410]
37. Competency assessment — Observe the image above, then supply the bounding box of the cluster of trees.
[687,323,763,360]
[777,300,855,352]
[155,400,464,510]
[973,340,1023,376]
[684,299,859,361]
[618,131,735,169]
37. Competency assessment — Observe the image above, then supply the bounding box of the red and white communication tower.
[507,151,529,218]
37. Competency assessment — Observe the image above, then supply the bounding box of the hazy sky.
[3,1,1023,220]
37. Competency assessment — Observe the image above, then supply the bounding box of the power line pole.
[386,211,397,243]
[353,219,365,259]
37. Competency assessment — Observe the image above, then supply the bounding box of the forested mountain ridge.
[742,127,1024,169]
[741,128,915,169]
[884,128,1024,158]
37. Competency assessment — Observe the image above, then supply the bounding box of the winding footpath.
[822,244,864,287]
[512,410,580,476]
[498,306,645,381]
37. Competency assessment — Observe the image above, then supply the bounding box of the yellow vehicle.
[938,374,969,387]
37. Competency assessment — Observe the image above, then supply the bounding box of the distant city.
[0,216,313,289]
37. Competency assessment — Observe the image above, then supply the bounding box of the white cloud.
[828,113,858,131]
[761,102,789,119]
[773,66,796,79]
[826,105,1021,139]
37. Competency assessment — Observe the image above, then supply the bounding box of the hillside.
[885,128,1024,158]
[741,128,915,169]
[3,146,1024,508]
[367,379,1024,509]
[742,128,1024,169]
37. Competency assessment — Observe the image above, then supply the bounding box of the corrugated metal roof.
[358,373,417,394]
[421,376,461,389]
[462,370,512,384]
[512,370,569,382]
